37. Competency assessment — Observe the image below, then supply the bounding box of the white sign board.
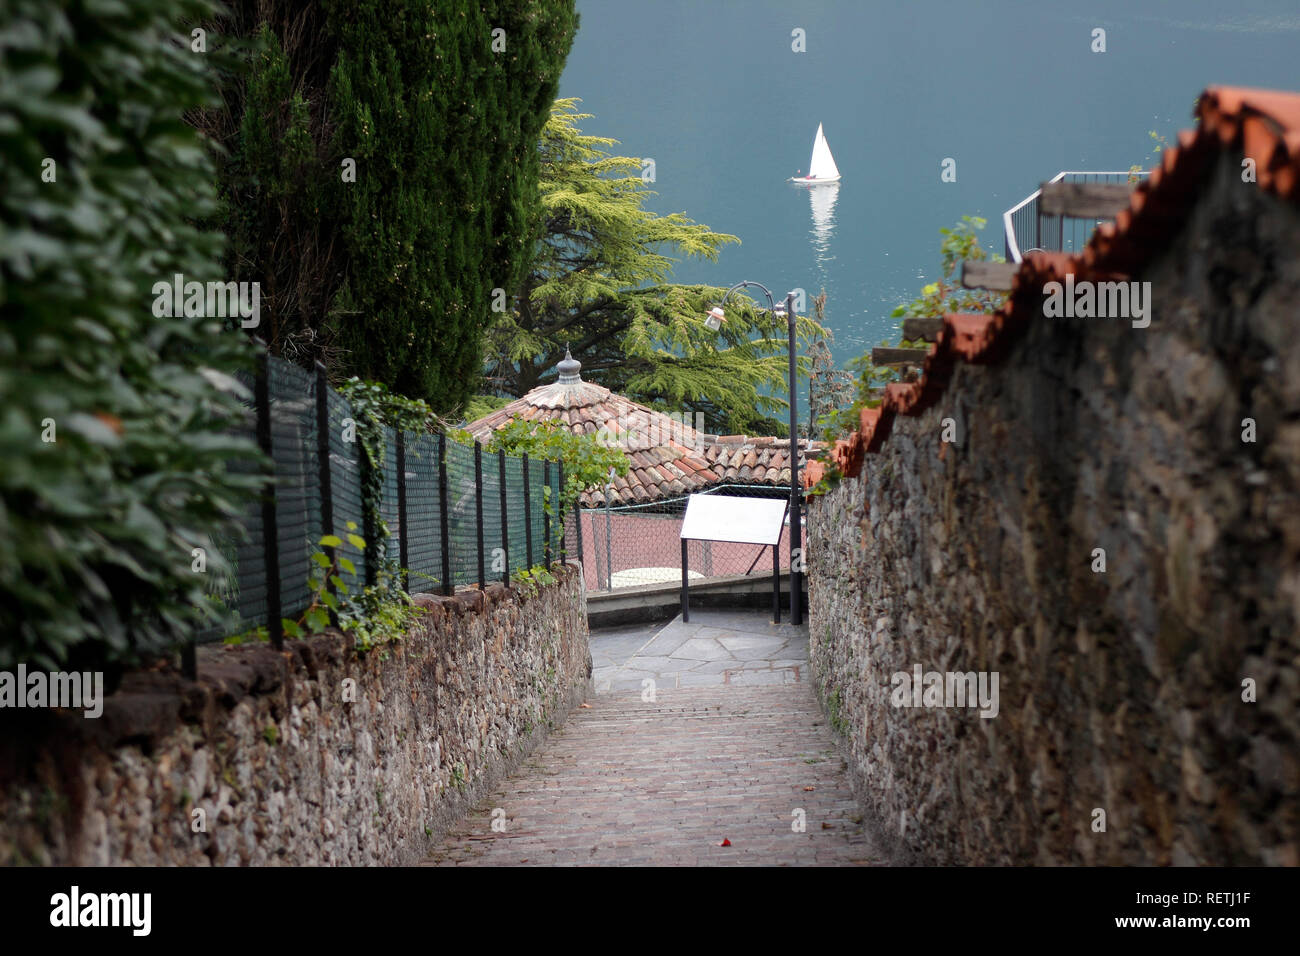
[679,494,787,546]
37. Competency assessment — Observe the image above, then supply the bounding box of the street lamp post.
[706,281,803,626]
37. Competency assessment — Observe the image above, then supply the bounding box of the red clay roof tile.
[467,367,822,507]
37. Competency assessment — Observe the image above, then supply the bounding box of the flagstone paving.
[591,608,811,693]
[423,610,877,866]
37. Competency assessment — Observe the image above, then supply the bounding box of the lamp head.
[704,306,725,331]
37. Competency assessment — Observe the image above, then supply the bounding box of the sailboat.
[789,123,841,185]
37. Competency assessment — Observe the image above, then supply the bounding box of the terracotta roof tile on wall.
[467,357,820,508]
[805,85,1300,487]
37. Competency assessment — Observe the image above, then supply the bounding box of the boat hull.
[789,176,841,185]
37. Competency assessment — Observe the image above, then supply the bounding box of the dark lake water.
[558,0,1300,365]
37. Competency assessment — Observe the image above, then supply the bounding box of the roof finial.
[557,344,582,385]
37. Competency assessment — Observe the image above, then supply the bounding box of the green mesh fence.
[504,454,525,573]
[404,433,442,594]
[378,424,399,575]
[268,360,320,620]
[327,388,366,583]
[480,449,503,582]
[550,460,563,563]
[526,456,545,568]
[197,353,558,646]
[444,437,478,587]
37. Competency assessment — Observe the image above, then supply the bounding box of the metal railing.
[1003,170,1149,262]
[565,483,806,593]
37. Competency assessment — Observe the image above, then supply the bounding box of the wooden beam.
[1039,181,1132,219]
[872,347,930,368]
[901,317,943,342]
[961,260,1016,291]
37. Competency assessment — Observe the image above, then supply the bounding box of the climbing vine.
[330,378,443,647]
[804,457,844,499]
[819,216,1007,444]
[337,377,442,566]
[483,417,629,515]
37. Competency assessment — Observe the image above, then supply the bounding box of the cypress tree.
[213,0,577,412]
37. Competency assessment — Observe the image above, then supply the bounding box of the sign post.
[679,494,789,623]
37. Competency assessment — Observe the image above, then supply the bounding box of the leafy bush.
[818,217,1006,444]
[889,216,1007,321]
[302,523,415,653]
[0,0,261,669]
[510,564,556,597]
[285,525,368,640]
[226,522,416,652]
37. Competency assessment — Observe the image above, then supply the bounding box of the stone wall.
[0,565,590,865]
[807,152,1300,865]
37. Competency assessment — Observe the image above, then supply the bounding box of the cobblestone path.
[424,610,877,866]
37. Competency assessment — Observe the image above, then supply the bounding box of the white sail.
[807,123,840,181]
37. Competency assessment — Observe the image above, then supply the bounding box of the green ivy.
[226,521,414,652]
[336,376,436,584]
[817,216,1006,446]
[483,417,629,517]
[338,377,442,436]
[0,0,262,670]
[511,564,557,597]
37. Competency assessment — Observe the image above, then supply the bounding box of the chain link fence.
[564,484,806,592]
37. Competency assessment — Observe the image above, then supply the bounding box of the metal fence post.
[315,362,337,626]
[575,504,585,581]
[396,430,408,591]
[590,509,600,589]
[558,461,566,565]
[603,483,613,591]
[542,459,551,568]
[359,426,378,589]
[680,538,690,622]
[498,448,509,585]
[255,350,283,649]
[772,543,781,623]
[522,452,533,570]
[438,432,452,596]
[474,442,485,589]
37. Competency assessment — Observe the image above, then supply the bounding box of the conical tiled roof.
[467,351,819,507]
